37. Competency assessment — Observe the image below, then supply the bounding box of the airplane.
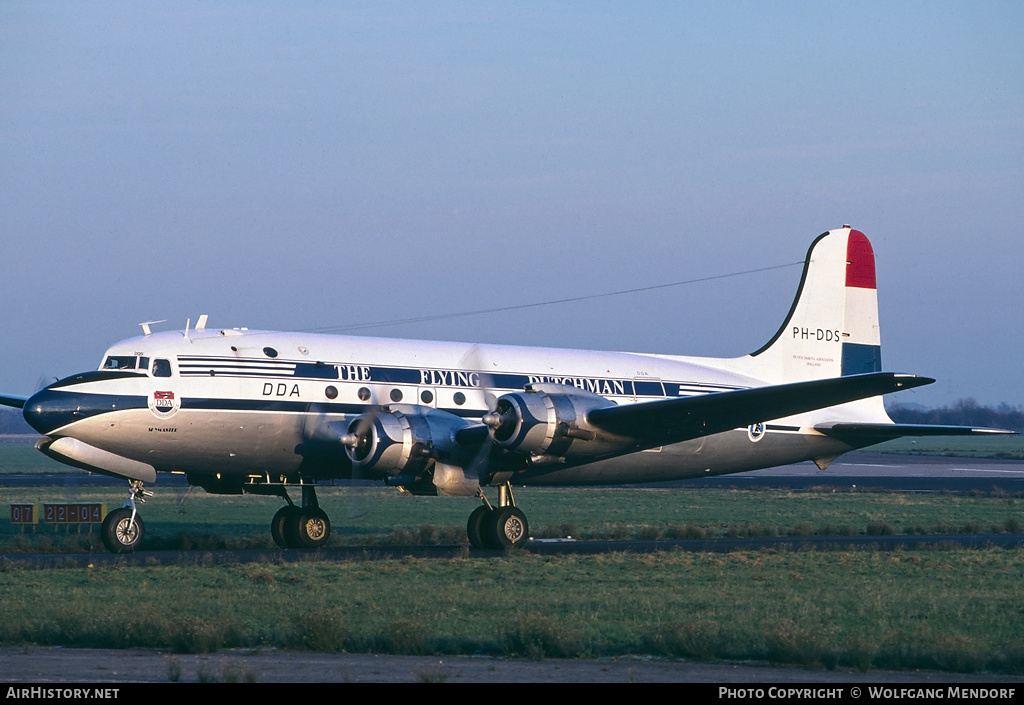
[0,226,1011,553]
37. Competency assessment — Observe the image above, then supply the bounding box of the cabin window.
[103,356,138,370]
[152,359,172,378]
[263,347,279,358]
[389,388,403,402]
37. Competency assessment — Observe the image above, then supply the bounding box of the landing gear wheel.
[271,506,301,548]
[286,507,331,548]
[101,507,145,553]
[489,507,529,548]
[467,505,493,549]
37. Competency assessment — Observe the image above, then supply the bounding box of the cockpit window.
[103,356,138,370]
[152,359,172,378]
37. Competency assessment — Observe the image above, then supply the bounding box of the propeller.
[481,397,519,444]
[457,344,504,486]
[337,385,384,470]
[335,385,383,523]
[339,418,374,462]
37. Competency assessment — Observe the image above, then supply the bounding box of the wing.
[333,372,979,493]
[586,372,935,446]
[0,394,28,409]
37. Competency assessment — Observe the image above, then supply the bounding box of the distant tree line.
[888,398,1024,433]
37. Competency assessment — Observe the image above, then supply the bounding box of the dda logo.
[148,390,181,418]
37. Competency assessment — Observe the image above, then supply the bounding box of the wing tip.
[817,422,1018,438]
[888,373,935,390]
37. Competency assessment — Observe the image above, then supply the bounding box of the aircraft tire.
[489,507,529,549]
[467,505,493,549]
[287,507,331,549]
[101,507,145,554]
[271,506,302,548]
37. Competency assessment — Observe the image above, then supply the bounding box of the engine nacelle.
[483,383,629,461]
[341,405,471,477]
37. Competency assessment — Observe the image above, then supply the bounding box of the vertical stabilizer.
[745,227,881,384]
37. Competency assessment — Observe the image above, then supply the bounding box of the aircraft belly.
[514,429,855,486]
[47,408,334,476]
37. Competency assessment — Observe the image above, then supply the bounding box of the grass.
[3,439,1024,673]
[0,550,1022,673]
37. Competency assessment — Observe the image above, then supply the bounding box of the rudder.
[745,226,881,384]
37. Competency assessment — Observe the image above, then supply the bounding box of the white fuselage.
[26,326,863,487]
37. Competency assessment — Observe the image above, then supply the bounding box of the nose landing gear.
[101,480,152,553]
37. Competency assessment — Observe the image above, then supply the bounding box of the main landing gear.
[467,481,530,549]
[271,485,331,549]
[101,479,152,553]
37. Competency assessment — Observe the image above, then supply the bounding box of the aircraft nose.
[23,388,78,436]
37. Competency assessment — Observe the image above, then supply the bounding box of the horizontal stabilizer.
[816,423,1018,440]
[0,394,28,409]
[587,372,933,446]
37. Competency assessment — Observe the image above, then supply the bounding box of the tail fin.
[745,226,881,384]
[738,227,1016,441]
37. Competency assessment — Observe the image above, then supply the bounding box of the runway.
[671,451,1024,493]
[4,646,1022,684]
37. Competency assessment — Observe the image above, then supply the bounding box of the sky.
[1,1,1022,408]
